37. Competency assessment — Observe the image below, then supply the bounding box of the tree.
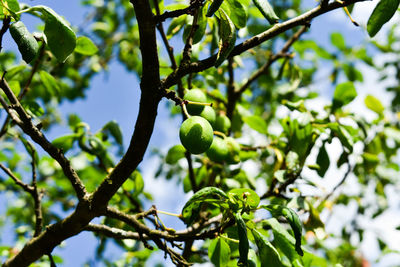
[0,0,399,266]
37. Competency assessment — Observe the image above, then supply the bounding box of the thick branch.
[3,1,161,265]
[90,0,161,211]
[3,202,95,267]
[161,0,363,89]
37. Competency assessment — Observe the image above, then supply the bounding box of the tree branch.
[90,0,162,211]
[0,17,11,52]
[161,0,363,89]
[226,57,236,121]
[0,78,88,201]
[153,0,198,192]
[0,42,47,139]
[0,162,34,193]
[235,25,307,95]
[154,0,204,23]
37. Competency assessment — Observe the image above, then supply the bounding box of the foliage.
[0,0,400,266]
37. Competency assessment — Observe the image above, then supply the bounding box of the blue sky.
[1,0,400,266]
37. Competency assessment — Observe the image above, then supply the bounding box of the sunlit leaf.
[75,36,98,55]
[367,0,400,37]
[208,237,231,267]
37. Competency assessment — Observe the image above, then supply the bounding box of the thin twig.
[226,57,236,121]
[235,25,308,95]
[154,0,197,192]
[0,41,46,138]
[48,253,57,267]
[0,163,34,193]
[181,5,201,65]
[18,42,47,100]
[161,0,360,89]
[155,0,203,23]
[25,141,45,237]
[321,163,352,203]
[0,78,88,201]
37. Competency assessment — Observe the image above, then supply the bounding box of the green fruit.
[206,137,229,162]
[226,137,241,164]
[184,89,207,115]
[214,114,231,133]
[200,106,216,126]
[9,21,39,63]
[179,116,213,154]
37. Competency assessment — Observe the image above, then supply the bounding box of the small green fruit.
[179,116,213,154]
[225,137,241,164]
[9,21,39,63]
[206,137,229,162]
[200,106,216,126]
[183,89,207,115]
[214,114,231,133]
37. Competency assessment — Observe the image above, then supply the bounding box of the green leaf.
[31,5,76,62]
[367,0,400,37]
[39,70,60,95]
[316,143,329,177]
[183,7,207,44]
[9,21,39,63]
[208,237,231,267]
[165,145,186,164]
[206,0,224,17]
[20,138,39,165]
[5,65,26,80]
[243,115,267,134]
[235,213,249,266]
[7,80,21,96]
[364,95,384,115]
[166,16,186,38]
[22,100,44,117]
[252,0,279,24]
[181,187,228,225]
[75,36,98,55]
[222,0,247,29]
[305,201,325,230]
[228,188,260,210]
[266,218,302,263]
[52,133,79,152]
[215,9,236,67]
[1,0,20,19]
[251,229,281,266]
[342,63,363,82]
[124,170,144,196]
[262,205,303,256]
[330,32,346,51]
[102,120,123,145]
[332,82,357,110]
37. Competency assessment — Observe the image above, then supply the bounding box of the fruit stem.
[335,0,359,26]
[157,210,182,217]
[213,131,227,139]
[181,103,191,119]
[186,100,213,107]
[219,234,239,244]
